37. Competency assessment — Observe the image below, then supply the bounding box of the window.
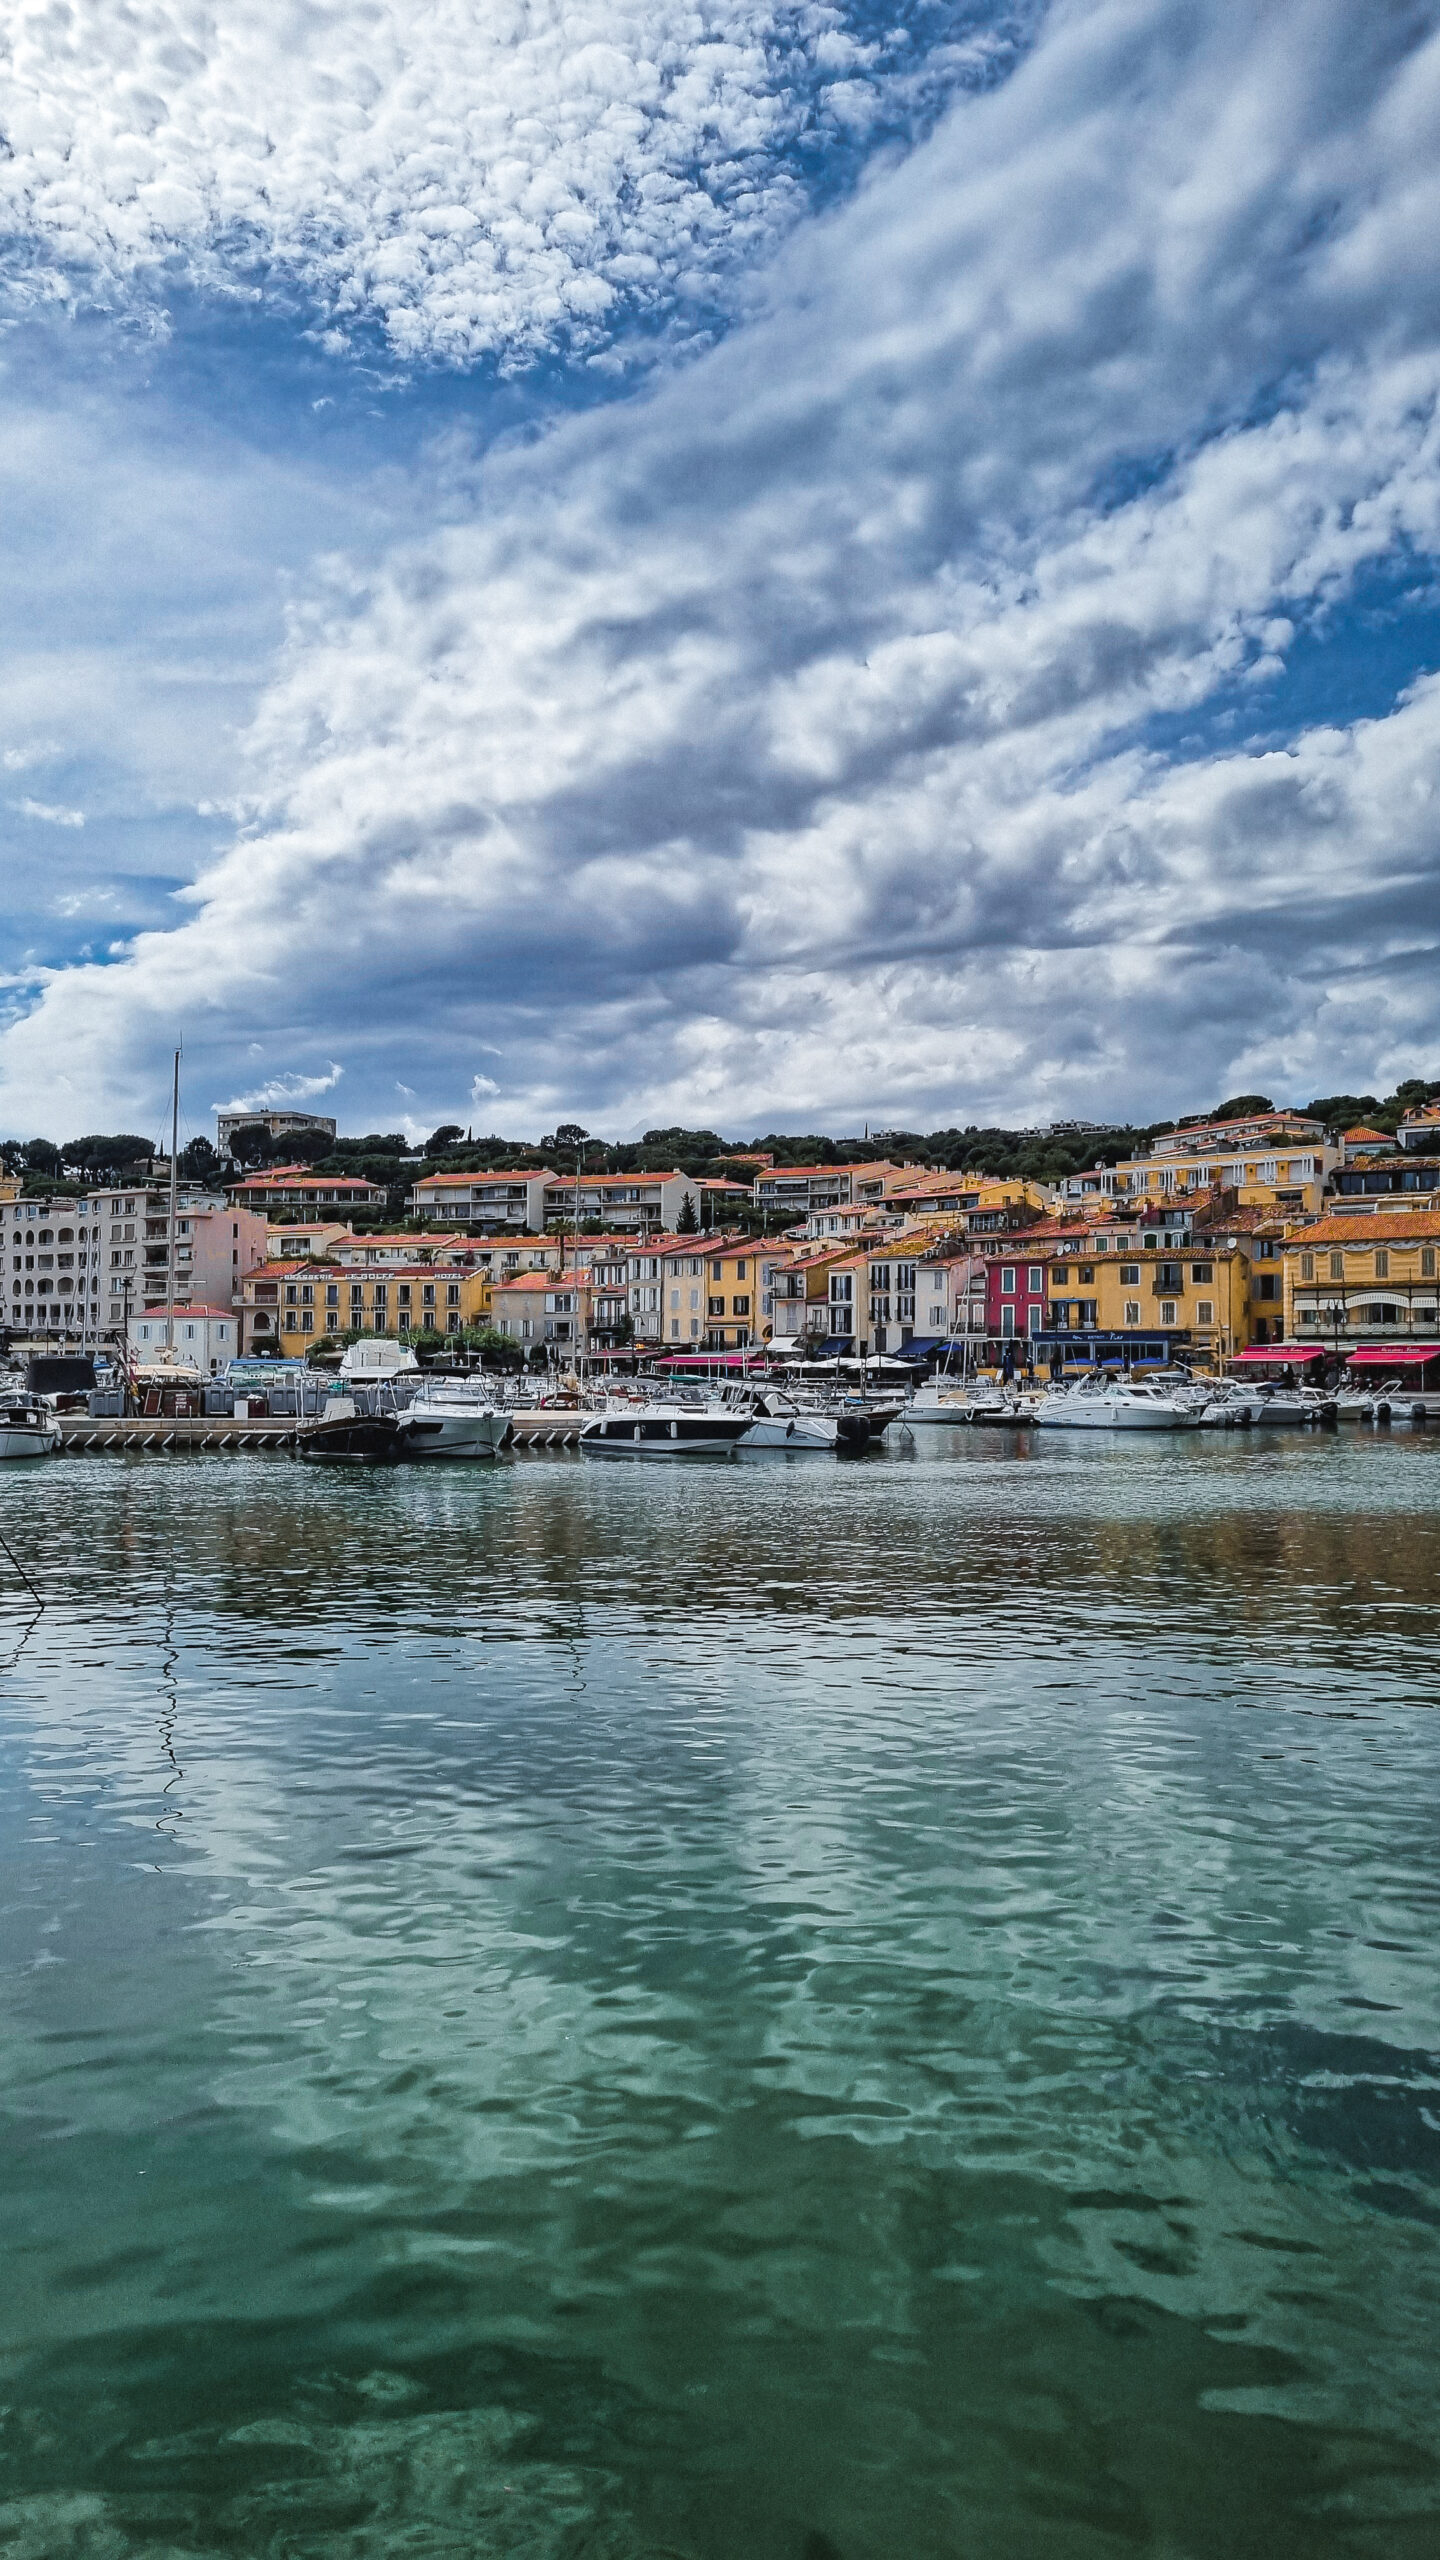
[284,1283,297,1305]
[447,1283,460,1305]
[1196,1299,1215,1324]
[1001,1266,1016,1294]
[1330,1252,1344,1280]
[1160,1300,1177,1325]
[1124,1299,1140,1326]
[1422,1247,1436,1278]
[1027,1265,1042,1292]
[1027,1304,1042,1335]
[1374,1249,1389,1278]
[735,1261,747,1281]
[1119,1262,1139,1285]
[712,1260,723,1280]
[1190,1262,1213,1284]
[1078,1266,1094,1285]
[708,1296,725,1318]
[1300,1252,1314,1280]
[831,1274,854,1301]
[732,1295,750,1316]
[1000,1307,1015,1338]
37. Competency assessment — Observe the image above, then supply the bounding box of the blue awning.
[890,1336,951,1363]
[817,1335,857,1356]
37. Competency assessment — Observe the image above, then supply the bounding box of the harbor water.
[1,1435,1438,2557]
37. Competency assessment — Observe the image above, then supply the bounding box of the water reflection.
[0,1444,1437,2556]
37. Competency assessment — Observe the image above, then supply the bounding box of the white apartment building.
[409,1168,702,1233]
[2,1188,267,1338]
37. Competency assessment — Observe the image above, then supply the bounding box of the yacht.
[904,1379,1029,1428]
[394,1378,511,1460]
[299,1410,403,1465]
[0,1396,61,1460]
[580,1400,752,1457]
[1029,1374,1205,1430]
[732,1391,870,1452]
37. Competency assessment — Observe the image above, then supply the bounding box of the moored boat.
[0,1399,61,1460]
[394,1382,511,1459]
[299,1412,403,1465]
[580,1401,751,1456]
[1029,1376,1204,1430]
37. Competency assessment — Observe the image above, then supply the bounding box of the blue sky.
[1,0,1439,1144]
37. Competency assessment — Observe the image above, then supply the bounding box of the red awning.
[1345,1344,1440,1368]
[1228,1344,1327,1365]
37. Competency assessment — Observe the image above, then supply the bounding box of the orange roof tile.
[1289,1209,1440,1244]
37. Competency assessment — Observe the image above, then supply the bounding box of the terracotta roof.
[1289,1210,1440,1245]
[1343,1125,1394,1143]
[412,1168,547,1185]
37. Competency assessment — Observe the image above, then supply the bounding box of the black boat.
[299,1413,402,1465]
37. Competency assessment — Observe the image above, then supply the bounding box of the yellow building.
[243,1258,490,1352]
[1041,1211,1287,1358]
[1058,1111,1335,1218]
[1285,1210,1440,1349]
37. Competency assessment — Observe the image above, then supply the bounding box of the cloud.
[15,796,84,827]
[3,0,1440,1134]
[0,0,1034,366]
[216,1064,344,1111]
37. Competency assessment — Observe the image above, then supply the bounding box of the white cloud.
[216,1064,344,1110]
[3,0,1440,1134]
[15,796,84,826]
[0,0,1031,366]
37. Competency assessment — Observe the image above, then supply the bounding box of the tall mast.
[165,1047,180,1351]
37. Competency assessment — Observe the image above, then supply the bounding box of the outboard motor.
[835,1413,871,1453]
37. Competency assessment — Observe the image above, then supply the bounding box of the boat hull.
[300,1416,402,1465]
[1029,1398,1200,1430]
[396,1410,511,1459]
[581,1415,749,1456]
[0,1421,60,1460]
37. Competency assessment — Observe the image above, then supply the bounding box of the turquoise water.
[1,1436,1438,2558]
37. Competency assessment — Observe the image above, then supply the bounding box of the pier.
[55,1411,587,1454]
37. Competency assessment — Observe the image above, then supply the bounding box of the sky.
[2,0,1440,1147]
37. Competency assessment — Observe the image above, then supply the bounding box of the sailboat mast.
[165,1048,180,1352]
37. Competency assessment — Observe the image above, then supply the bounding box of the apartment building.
[408,1168,703,1233]
[3,1187,267,1338]
[1398,1104,1440,1151]
[488,1269,590,1350]
[242,1259,489,1351]
[1057,1113,1335,1216]
[1285,1211,1440,1347]
[216,1107,337,1150]
[752,1162,910,1222]
[227,1164,387,1215]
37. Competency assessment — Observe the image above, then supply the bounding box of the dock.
[55,1412,588,1454]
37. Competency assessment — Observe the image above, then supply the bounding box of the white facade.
[128,1306,238,1368]
[1,1188,267,1339]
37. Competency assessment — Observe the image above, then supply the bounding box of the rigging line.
[0,1526,44,1610]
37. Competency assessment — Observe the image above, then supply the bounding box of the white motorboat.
[732,1391,870,1452]
[393,1380,511,1459]
[0,1399,61,1460]
[580,1400,752,1457]
[1243,1382,1338,1426]
[1029,1375,1204,1430]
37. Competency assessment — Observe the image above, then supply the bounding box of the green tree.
[675,1191,699,1233]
